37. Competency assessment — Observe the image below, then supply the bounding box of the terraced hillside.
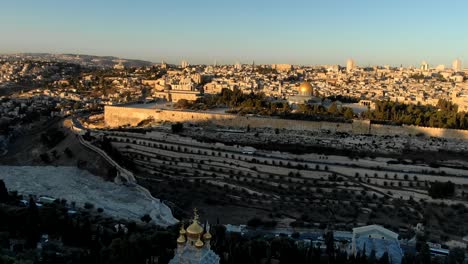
[89,128,468,243]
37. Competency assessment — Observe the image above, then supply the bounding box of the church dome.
[298,82,313,96]
[186,209,203,239]
[177,234,186,244]
[176,223,187,244]
[179,224,186,235]
[186,221,203,238]
[203,231,212,240]
[195,238,204,248]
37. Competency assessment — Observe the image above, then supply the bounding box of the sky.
[1,0,468,66]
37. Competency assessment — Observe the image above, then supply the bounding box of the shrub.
[171,122,184,133]
[141,214,152,223]
[40,153,51,163]
[64,147,74,158]
[428,181,455,199]
[247,217,262,228]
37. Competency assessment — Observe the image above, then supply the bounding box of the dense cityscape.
[1,0,468,263]
[0,52,467,264]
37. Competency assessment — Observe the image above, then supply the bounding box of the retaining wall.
[104,106,468,140]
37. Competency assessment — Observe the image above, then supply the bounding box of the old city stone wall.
[104,106,468,140]
[370,124,468,139]
[104,106,159,127]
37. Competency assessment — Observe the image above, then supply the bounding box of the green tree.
[328,102,339,115]
[0,180,7,202]
[324,230,335,259]
[141,214,152,223]
[25,197,40,248]
[343,107,354,119]
[417,238,431,264]
[73,102,81,110]
[171,122,184,133]
[378,252,389,264]
[428,181,455,199]
[174,99,192,109]
[447,247,465,264]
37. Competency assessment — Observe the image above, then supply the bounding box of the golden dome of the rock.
[299,82,313,95]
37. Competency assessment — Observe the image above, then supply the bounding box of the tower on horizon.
[235,62,241,70]
[421,61,429,71]
[346,59,355,72]
[161,60,167,69]
[181,60,189,68]
[453,59,462,72]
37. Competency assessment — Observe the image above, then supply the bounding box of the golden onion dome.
[195,238,204,248]
[203,231,212,240]
[186,208,204,238]
[177,234,186,244]
[186,221,204,237]
[298,81,313,95]
[179,224,186,235]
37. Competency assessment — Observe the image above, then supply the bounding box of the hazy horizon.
[2,52,463,68]
[2,0,468,67]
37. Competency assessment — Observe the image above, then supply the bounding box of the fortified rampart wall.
[370,124,468,139]
[104,106,158,127]
[104,106,468,140]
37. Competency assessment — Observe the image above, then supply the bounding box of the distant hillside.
[3,53,154,68]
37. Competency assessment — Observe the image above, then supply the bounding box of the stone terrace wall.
[104,106,468,140]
